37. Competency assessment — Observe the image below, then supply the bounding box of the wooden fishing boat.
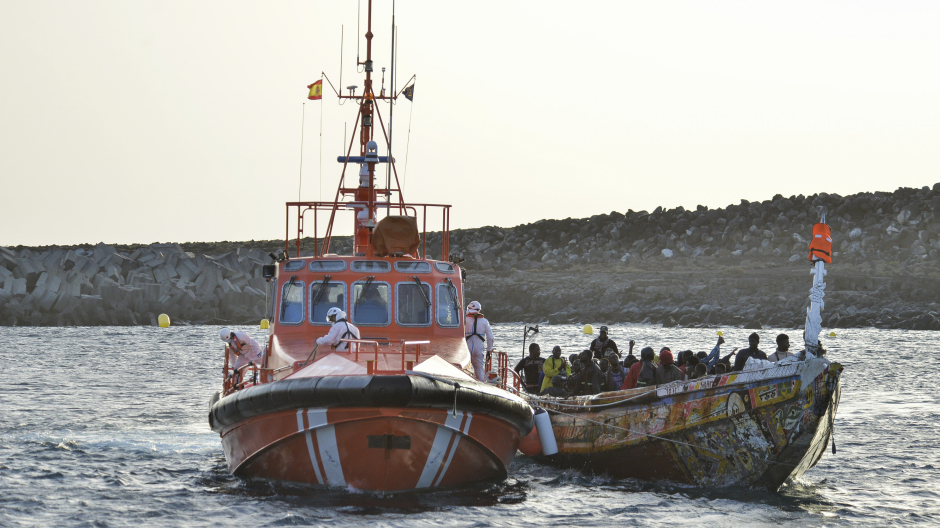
[207,2,533,493]
[508,215,844,490]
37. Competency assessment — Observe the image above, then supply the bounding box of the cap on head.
[660,350,674,366]
[600,325,609,333]
[219,328,232,342]
[640,346,655,361]
[467,301,482,313]
[552,375,565,388]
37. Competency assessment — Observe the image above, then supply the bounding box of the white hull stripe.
[309,409,346,487]
[297,410,324,485]
[416,411,473,489]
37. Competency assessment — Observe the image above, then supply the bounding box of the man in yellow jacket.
[540,345,571,393]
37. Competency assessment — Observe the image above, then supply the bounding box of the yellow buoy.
[158,314,170,328]
[583,324,594,335]
[260,318,270,330]
[717,330,724,337]
[829,331,837,337]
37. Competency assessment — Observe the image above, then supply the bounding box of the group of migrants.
[508,325,797,398]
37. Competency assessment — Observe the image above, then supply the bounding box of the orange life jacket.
[808,223,833,263]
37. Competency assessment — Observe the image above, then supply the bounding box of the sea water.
[1,324,937,527]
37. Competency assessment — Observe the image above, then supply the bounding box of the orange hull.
[220,406,524,492]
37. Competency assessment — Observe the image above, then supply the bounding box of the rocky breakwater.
[452,184,940,330]
[0,243,270,326]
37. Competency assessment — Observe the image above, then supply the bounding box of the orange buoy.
[808,223,833,263]
[517,426,543,456]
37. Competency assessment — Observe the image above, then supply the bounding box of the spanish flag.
[307,80,323,100]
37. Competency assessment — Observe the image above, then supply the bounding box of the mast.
[803,212,830,359]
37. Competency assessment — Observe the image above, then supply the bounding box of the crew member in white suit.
[464,301,494,380]
[316,307,360,352]
[220,328,264,370]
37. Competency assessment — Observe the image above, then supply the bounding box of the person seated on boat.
[682,355,700,380]
[606,352,627,390]
[733,332,768,372]
[539,375,570,399]
[714,362,728,375]
[316,307,360,352]
[589,326,619,360]
[768,334,792,362]
[623,352,638,370]
[220,328,264,371]
[690,363,708,380]
[465,301,495,381]
[572,350,605,396]
[622,346,657,389]
[654,350,683,385]
[514,343,545,394]
[540,345,571,393]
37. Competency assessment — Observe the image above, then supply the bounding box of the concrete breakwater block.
[0,241,274,326]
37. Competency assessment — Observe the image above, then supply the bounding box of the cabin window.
[309,281,347,325]
[436,282,462,328]
[309,260,347,272]
[396,281,432,326]
[394,261,431,273]
[434,262,456,274]
[284,260,305,271]
[278,278,305,325]
[351,280,391,326]
[352,260,391,273]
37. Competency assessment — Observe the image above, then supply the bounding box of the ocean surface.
[1,323,937,527]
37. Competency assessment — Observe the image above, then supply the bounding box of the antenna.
[298,103,305,201]
[387,0,395,197]
[339,26,343,103]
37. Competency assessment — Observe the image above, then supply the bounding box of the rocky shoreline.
[2,185,939,329]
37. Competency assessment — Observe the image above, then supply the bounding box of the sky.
[1,1,939,246]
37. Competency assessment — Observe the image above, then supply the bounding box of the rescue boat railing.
[285,201,451,259]
[401,340,430,371]
[486,351,522,393]
[223,362,260,396]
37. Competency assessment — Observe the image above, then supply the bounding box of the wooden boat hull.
[535,358,843,490]
[209,374,533,492]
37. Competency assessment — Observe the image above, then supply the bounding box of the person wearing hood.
[589,326,619,359]
[622,346,657,389]
[654,349,683,385]
[733,332,768,371]
[220,328,264,371]
[541,345,571,393]
[572,350,605,396]
[539,375,570,398]
[464,301,495,381]
[768,334,792,362]
[316,307,360,352]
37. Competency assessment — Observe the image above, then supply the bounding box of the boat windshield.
[352,281,390,325]
[397,281,431,326]
[279,279,305,324]
[436,282,461,327]
[309,281,346,325]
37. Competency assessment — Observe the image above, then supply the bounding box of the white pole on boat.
[803,212,828,359]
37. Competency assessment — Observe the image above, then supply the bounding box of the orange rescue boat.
[207,2,533,493]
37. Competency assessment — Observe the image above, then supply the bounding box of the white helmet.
[220,328,232,342]
[326,307,346,322]
[467,301,482,313]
